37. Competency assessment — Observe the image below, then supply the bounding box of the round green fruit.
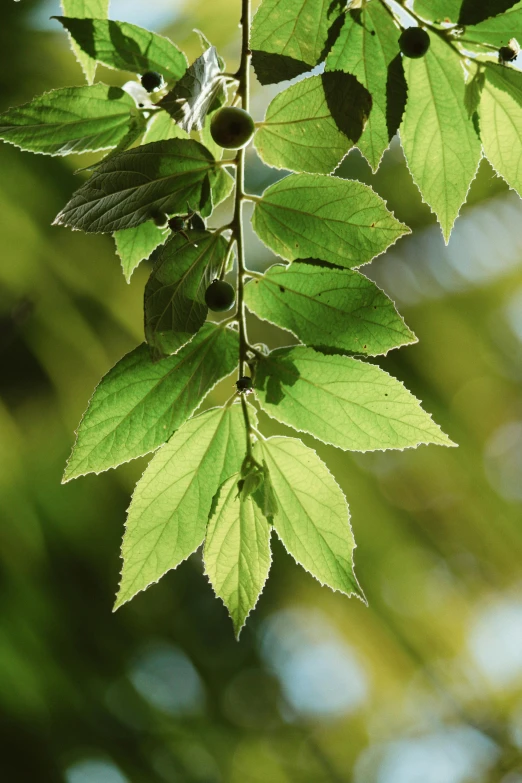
[141,71,164,92]
[205,280,235,312]
[399,27,430,58]
[210,107,255,150]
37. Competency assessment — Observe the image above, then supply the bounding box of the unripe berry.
[141,71,164,92]
[205,280,235,312]
[399,27,430,58]
[168,216,186,232]
[150,209,168,228]
[210,106,255,150]
[499,45,518,63]
[236,376,253,393]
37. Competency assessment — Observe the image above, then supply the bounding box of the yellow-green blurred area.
[1,1,522,781]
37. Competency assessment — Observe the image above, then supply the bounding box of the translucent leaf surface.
[61,0,108,83]
[204,474,271,637]
[325,2,406,171]
[244,262,415,355]
[143,111,190,143]
[257,436,362,597]
[400,34,482,242]
[254,73,371,174]
[144,230,228,358]
[252,173,409,268]
[114,222,167,282]
[63,323,238,479]
[159,47,224,132]
[254,346,454,452]
[54,17,187,80]
[464,3,522,46]
[479,65,522,196]
[250,0,344,84]
[115,404,250,609]
[0,84,135,156]
[54,139,231,232]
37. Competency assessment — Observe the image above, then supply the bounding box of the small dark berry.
[499,45,518,62]
[399,27,430,58]
[205,280,235,312]
[141,71,164,92]
[168,216,186,232]
[210,106,255,150]
[236,376,253,392]
[150,209,168,228]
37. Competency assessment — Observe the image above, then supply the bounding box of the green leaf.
[256,436,362,597]
[159,47,225,132]
[479,65,522,196]
[254,73,371,175]
[61,0,109,83]
[244,262,416,356]
[0,84,136,156]
[413,0,461,22]
[114,222,167,282]
[63,323,238,479]
[250,0,344,84]
[53,139,231,233]
[464,3,522,46]
[325,3,406,171]
[251,173,409,268]
[415,0,520,24]
[400,34,482,242]
[144,230,229,358]
[254,346,455,452]
[115,403,250,609]
[144,111,190,143]
[54,17,187,81]
[204,474,271,637]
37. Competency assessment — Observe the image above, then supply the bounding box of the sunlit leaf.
[53,139,232,232]
[325,2,406,171]
[63,323,238,479]
[254,346,455,452]
[54,17,187,80]
[143,111,190,143]
[256,436,363,597]
[244,262,416,356]
[204,474,271,637]
[254,73,371,174]
[252,173,408,268]
[250,0,344,84]
[479,65,522,196]
[400,34,482,242]
[0,84,136,156]
[160,47,224,132]
[144,230,229,358]
[61,0,108,83]
[115,404,250,609]
[464,3,522,46]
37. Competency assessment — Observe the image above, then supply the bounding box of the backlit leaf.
[250,0,344,84]
[254,346,455,452]
[115,404,250,609]
[325,2,406,171]
[54,17,187,81]
[204,474,271,637]
[252,173,408,268]
[256,436,362,597]
[0,84,135,156]
[254,73,371,174]
[63,323,238,479]
[144,230,229,358]
[244,262,416,355]
[143,111,190,143]
[114,222,167,282]
[479,65,522,196]
[464,3,522,46]
[61,0,108,83]
[53,139,232,232]
[400,34,482,242]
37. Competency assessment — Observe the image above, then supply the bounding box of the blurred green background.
[1,1,522,781]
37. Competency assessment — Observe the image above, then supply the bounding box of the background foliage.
[1,1,522,781]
